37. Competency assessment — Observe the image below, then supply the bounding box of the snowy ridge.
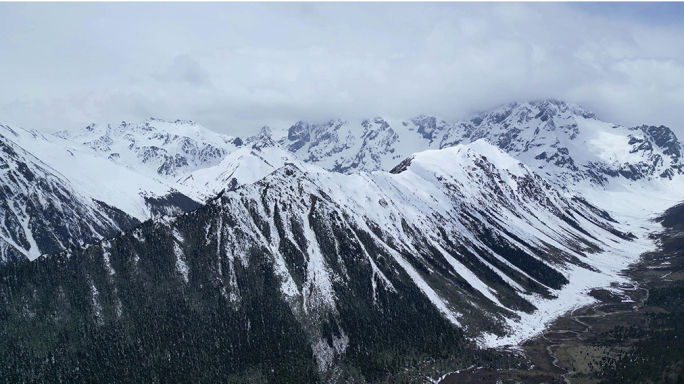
[0,123,134,263]
[178,130,300,201]
[0,121,199,264]
[278,118,408,174]
[307,141,647,345]
[437,100,683,188]
[276,100,684,194]
[54,117,242,179]
[180,139,642,352]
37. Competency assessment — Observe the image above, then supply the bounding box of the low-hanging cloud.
[154,55,212,87]
[0,2,683,137]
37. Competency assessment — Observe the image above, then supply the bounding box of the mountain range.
[0,99,681,382]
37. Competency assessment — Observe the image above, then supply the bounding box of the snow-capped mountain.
[1,98,681,382]
[0,121,199,267]
[178,132,299,201]
[437,100,683,187]
[281,118,406,174]
[0,140,644,382]
[276,100,683,191]
[54,118,243,179]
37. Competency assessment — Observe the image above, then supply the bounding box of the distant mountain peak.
[173,119,198,126]
[529,99,596,119]
[248,125,273,140]
[54,118,238,179]
[270,99,681,189]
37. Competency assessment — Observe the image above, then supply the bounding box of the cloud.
[0,2,683,137]
[155,55,211,86]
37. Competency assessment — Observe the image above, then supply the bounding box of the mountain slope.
[0,141,646,382]
[0,121,200,267]
[303,140,649,344]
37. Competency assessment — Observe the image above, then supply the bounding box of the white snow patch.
[174,242,189,283]
[311,331,350,372]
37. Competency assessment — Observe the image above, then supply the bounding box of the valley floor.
[439,203,684,384]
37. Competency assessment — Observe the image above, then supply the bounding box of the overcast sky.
[1,2,683,137]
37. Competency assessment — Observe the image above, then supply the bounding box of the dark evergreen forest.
[0,189,525,383]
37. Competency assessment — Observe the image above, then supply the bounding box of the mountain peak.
[471,99,596,128]
[256,125,272,138]
[246,126,274,148]
[273,99,682,187]
[250,135,277,151]
[529,99,596,119]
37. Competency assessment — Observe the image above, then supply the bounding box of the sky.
[0,2,683,137]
